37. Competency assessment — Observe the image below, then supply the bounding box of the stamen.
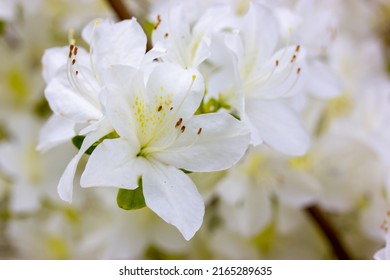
[290,54,296,63]
[175,118,183,128]
[154,15,161,30]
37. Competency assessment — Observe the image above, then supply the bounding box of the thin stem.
[305,205,352,260]
[105,0,153,51]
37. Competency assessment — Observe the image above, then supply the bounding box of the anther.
[275,60,279,66]
[74,47,78,56]
[197,128,202,135]
[170,107,173,111]
[76,70,79,75]
[164,33,169,38]
[181,126,186,133]
[175,118,183,128]
[297,67,301,74]
[157,105,163,112]
[295,45,300,52]
[72,59,76,65]
[291,54,296,63]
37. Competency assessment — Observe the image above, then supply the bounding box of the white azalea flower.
[216,146,320,237]
[208,3,310,155]
[274,0,341,99]
[80,63,250,240]
[39,18,163,203]
[40,18,148,149]
[151,2,229,68]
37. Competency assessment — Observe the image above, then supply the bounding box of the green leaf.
[116,179,146,210]
[71,131,119,155]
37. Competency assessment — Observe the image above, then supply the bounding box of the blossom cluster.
[1,0,390,259]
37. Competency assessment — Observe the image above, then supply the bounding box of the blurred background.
[1,0,390,259]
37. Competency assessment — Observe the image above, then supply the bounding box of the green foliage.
[142,20,155,39]
[33,98,52,119]
[116,178,146,210]
[196,94,232,114]
[71,131,119,155]
[0,20,6,36]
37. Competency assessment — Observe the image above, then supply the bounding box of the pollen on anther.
[291,54,296,63]
[72,59,76,65]
[197,128,202,135]
[175,118,183,128]
[181,126,186,133]
[157,105,163,112]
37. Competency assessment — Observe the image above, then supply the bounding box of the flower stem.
[305,205,352,259]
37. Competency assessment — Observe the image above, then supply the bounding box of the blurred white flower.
[208,3,310,155]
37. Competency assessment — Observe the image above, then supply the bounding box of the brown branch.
[105,0,133,20]
[306,205,352,260]
[104,0,153,51]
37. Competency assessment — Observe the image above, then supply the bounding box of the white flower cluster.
[39,0,317,240]
[1,0,390,259]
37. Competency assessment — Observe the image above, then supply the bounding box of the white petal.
[103,65,141,147]
[37,114,76,152]
[152,4,192,67]
[306,60,341,98]
[242,3,279,63]
[45,65,102,123]
[90,19,146,80]
[81,138,148,189]
[245,46,305,99]
[41,47,68,83]
[143,162,204,240]
[154,113,250,172]
[57,121,112,202]
[220,185,272,237]
[146,63,204,120]
[246,100,310,155]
